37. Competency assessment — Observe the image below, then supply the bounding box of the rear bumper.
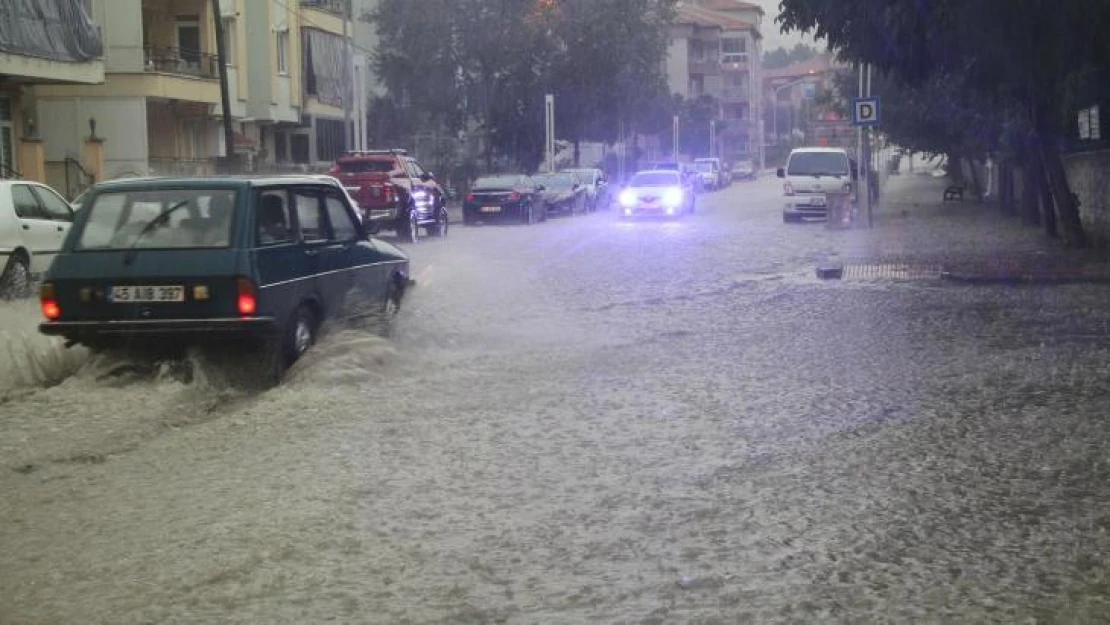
[40,316,278,340]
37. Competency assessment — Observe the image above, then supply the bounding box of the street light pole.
[673,115,679,163]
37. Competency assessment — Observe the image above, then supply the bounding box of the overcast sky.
[755,0,818,51]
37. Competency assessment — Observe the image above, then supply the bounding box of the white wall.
[37,97,149,177]
[93,0,145,73]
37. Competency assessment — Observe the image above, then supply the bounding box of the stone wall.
[1064,150,1110,249]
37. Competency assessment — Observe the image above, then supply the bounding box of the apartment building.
[666,0,764,164]
[0,0,104,185]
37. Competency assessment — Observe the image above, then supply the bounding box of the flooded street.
[3,175,1110,624]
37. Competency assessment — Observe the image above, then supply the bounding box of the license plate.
[481,206,501,213]
[110,285,184,303]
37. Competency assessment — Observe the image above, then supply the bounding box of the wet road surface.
[2,175,1110,624]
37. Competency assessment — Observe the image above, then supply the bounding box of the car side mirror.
[776,168,786,178]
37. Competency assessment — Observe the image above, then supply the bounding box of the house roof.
[695,0,765,15]
[674,3,760,34]
[763,54,847,80]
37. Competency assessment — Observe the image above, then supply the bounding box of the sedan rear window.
[787,152,850,177]
[473,176,523,188]
[76,189,238,250]
[630,172,680,187]
[336,159,395,174]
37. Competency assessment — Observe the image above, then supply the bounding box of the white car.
[693,158,724,190]
[617,169,696,218]
[0,180,76,298]
[777,147,855,223]
[561,167,608,211]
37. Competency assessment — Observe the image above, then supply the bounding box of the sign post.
[852,91,880,227]
[545,94,555,172]
[672,115,679,164]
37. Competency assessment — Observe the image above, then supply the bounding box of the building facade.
[666,0,763,165]
[0,0,105,187]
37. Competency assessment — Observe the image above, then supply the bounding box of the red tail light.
[465,193,475,202]
[40,283,61,320]
[783,182,795,196]
[236,278,257,316]
[508,191,521,201]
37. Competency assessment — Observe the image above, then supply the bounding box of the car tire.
[401,204,420,243]
[0,254,31,300]
[283,304,317,366]
[522,201,534,225]
[426,207,449,238]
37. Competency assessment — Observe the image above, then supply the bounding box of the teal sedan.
[38,176,410,379]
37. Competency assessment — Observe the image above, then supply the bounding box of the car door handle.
[304,248,319,257]
[56,226,65,232]
[22,224,30,230]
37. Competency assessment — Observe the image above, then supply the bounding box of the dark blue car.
[39,176,410,380]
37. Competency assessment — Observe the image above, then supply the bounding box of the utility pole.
[545,94,555,172]
[211,0,235,172]
[672,115,679,163]
[342,0,353,153]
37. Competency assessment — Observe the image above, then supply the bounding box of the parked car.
[693,158,725,190]
[732,158,757,181]
[0,180,76,299]
[616,169,696,218]
[328,149,449,243]
[778,147,855,223]
[462,174,547,225]
[38,176,410,381]
[533,172,587,216]
[561,167,608,211]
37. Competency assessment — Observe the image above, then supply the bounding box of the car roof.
[789,147,848,154]
[88,175,343,193]
[633,169,680,176]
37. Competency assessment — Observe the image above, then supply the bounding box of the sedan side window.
[31,185,75,222]
[11,185,47,220]
[293,189,328,242]
[324,192,358,242]
[256,190,294,246]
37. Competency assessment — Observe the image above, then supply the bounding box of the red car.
[329,149,449,243]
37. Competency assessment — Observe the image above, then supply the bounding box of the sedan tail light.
[236,277,258,316]
[465,193,476,203]
[508,191,521,201]
[40,283,61,320]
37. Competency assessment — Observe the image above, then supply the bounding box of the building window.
[175,15,201,64]
[0,98,14,178]
[276,30,289,74]
[721,38,746,55]
[221,17,237,66]
[315,118,346,162]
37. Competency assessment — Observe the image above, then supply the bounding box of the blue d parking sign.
[853,98,880,126]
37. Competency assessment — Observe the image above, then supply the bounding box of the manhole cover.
[841,263,943,280]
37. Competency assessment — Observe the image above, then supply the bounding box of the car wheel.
[427,207,449,238]
[0,255,31,300]
[383,277,403,317]
[402,204,420,243]
[522,201,534,225]
[283,304,317,366]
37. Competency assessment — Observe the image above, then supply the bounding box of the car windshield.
[787,152,850,177]
[534,174,576,188]
[695,162,715,172]
[473,175,522,188]
[76,188,238,250]
[336,159,395,174]
[630,172,679,187]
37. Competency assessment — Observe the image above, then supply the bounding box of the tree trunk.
[1032,103,1085,246]
[1020,163,1040,226]
[573,138,581,167]
[966,157,983,199]
[1032,148,1058,237]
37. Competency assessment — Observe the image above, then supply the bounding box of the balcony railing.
[143,45,219,79]
[722,86,751,101]
[721,52,750,66]
[301,0,348,13]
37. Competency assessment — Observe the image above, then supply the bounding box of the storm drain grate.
[840,263,944,281]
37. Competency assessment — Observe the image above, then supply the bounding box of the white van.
[777,147,855,223]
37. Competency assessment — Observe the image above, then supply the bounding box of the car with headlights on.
[617,170,696,218]
[533,172,587,217]
[462,174,546,225]
[37,176,410,382]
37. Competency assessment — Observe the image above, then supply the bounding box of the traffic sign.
[853,97,880,126]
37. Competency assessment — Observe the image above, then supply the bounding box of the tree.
[778,0,1110,246]
[763,43,820,70]
[366,0,676,172]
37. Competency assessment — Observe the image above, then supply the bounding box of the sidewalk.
[831,173,1110,284]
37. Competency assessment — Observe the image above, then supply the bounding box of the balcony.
[301,0,348,13]
[143,45,219,79]
[722,85,751,102]
[721,52,751,69]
